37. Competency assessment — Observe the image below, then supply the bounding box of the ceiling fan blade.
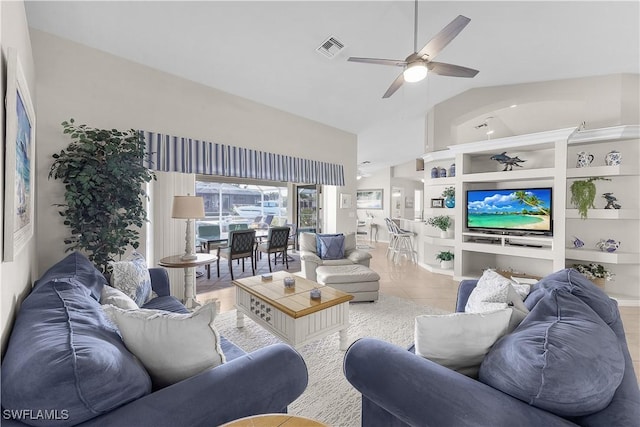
[427,61,479,78]
[348,57,407,67]
[417,15,471,60]
[382,73,405,98]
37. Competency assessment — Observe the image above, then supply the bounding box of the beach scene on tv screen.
[467,189,551,231]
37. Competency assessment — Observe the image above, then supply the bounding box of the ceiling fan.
[348,1,479,98]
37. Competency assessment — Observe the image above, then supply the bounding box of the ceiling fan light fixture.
[403,62,428,83]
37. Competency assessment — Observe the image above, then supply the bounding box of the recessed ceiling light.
[486,130,495,135]
[510,104,517,108]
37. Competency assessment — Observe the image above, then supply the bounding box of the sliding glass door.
[297,185,320,234]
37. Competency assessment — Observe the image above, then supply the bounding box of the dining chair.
[196,224,221,278]
[196,224,221,252]
[217,229,257,280]
[261,215,274,229]
[256,226,290,272]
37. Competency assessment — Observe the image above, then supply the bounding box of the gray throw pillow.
[317,234,346,260]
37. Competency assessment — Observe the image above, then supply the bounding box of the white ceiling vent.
[316,36,345,59]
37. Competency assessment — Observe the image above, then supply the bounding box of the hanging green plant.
[569,177,610,219]
[49,119,156,273]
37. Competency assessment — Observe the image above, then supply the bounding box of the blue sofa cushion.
[316,234,345,260]
[525,268,618,326]
[479,289,625,417]
[33,252,107,301]
[1,279,151,426]
[141,295,189,313]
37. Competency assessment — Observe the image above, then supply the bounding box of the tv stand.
[462,232,553,249]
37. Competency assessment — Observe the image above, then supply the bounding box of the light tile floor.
[202,241,640,381]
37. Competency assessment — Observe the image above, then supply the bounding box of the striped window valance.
[140,131,345,186]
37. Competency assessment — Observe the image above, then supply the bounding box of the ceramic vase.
[440,260,453,270]
[445,196,455,208]
[596,239,620,252]
[576,151,594,168]
[605,150,621,166]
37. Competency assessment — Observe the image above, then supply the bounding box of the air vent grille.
[316,36,345,58]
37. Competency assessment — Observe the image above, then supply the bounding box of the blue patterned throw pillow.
[317,234,345,260]
[109,252,152,306]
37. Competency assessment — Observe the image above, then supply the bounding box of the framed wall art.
[356,189,383,210]
[339,193,352,209]
[4,48,36,261]
[430,198,444,208]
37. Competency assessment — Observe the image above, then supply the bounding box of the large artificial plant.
[49,119,156,273]
[569,177,609,219]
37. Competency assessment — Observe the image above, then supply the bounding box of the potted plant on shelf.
[442,186,455,208]
[49,119,156,273]
[427,215,452,238]
[572,263,614,289]
[570,177,610,219]
[436,251,454,270]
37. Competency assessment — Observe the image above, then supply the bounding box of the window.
[195,178,288,231]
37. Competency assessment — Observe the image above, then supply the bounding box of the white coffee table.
[232,271,353,350]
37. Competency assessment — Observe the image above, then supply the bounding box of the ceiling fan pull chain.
[413,0,419,53]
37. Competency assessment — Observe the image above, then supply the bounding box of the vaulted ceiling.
[25,1,640,173]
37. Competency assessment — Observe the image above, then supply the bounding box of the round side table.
[158,253,216,309]
[220,414,328,427]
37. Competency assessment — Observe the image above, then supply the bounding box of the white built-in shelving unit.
[420,125,640,306]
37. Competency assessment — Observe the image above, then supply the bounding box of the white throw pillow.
[102,303,225,388]
[415,309,513,378]
[466,269,530,330]
[100,285,138,310]
[109,252,153,306]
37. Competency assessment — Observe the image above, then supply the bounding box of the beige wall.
[31,29,357,278]
[1,0,38,356]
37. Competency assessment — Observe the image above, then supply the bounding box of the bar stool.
[384,218,400,259]
[388,219,417,264]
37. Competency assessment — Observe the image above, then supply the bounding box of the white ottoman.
[316,264,380,302]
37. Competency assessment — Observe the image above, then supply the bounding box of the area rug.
[214,294,447,427]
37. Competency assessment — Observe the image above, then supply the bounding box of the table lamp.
[172,194,205,261]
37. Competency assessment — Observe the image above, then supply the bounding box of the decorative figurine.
[490,152,526,171]
[572,236,585,248]
[596,239,620,253]
[310,288,322,300]
[605,150,622,166]
[283,276,296,288]
[602,193,622,209]
[576,151,594,168]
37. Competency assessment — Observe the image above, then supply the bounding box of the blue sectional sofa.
[344,269,640,427]
[1,253,308,427]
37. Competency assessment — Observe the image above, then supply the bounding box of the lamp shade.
[403,62,428,83]
[171,196,205,219]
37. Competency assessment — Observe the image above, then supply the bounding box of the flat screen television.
[466,187,553,235]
